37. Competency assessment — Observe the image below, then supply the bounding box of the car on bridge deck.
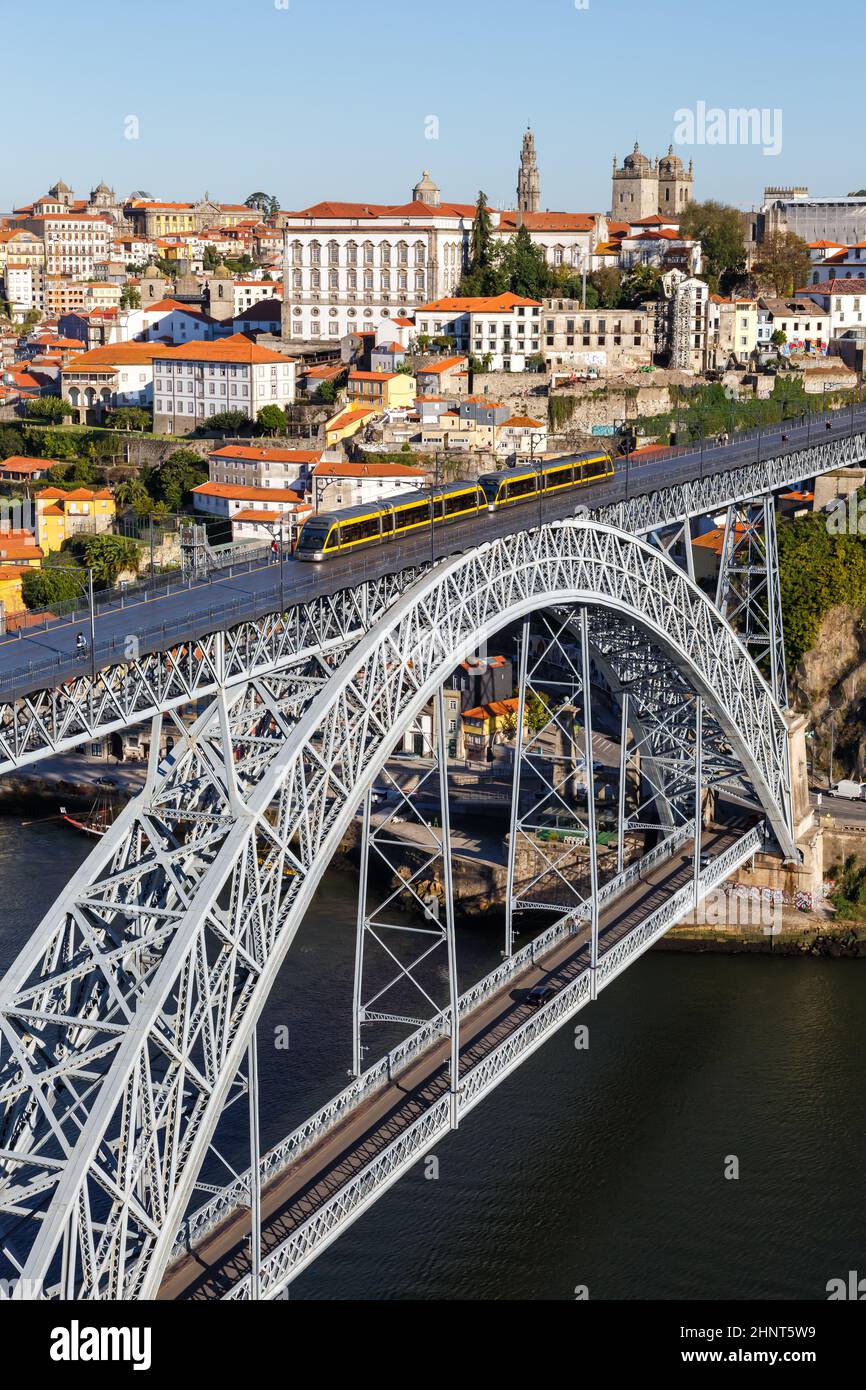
[525,983,555,1009]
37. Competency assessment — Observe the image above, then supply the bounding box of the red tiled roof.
[312,461,425,478]
[160,333,295,365]
[416,355,468,374]
[0,456,52,473]
[232,505,310,522]
[497,211,598,232]
[193,481,302,501]
[417,292,541,312]
[209,446,322,464]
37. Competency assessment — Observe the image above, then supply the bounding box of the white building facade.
[415,293,542,370]
[207,445,322,489]
[152,334,297,434]
[24,213,112,278]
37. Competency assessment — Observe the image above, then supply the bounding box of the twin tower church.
[516,128,693,219]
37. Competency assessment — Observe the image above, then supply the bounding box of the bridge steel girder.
[596,429,866,534]
[0,432,860,775]
[0,520,794,1301]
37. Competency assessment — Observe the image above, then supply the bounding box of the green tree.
[679,200,748,292]
[244,192,280,217]
[114,478,154,513]
[770,328,787,348]
[26,428,78,460]
[148,448,208,511]
[119,284,141,309]
[21,554,84,610]
[459,192,502,294]
[65,533,140,588]
[205,409,251,433]
[524,691,549,735]
[105,406,150,431]
[498,224,553,299]
[588,268,623,308]
[0,426,24,459]
[316,378,339,403]
[25,397,73,423]
[753,230,811,298]
[620,262,662,307]
[256,404,286,435]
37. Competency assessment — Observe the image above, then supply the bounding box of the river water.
[1,815,863,1301]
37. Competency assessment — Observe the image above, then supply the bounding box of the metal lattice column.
[715,496,787,707]
[351,685,460,1125]
[504,608,609,946]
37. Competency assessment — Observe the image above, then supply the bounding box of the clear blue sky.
[1,0,860,215]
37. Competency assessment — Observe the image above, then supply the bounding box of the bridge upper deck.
[0,406,862,707]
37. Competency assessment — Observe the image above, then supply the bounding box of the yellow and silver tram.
[294,451,614,562]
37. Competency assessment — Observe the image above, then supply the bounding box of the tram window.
[506,475,537,499]
[394,501,431,529]
[547,465,573,486]
[444,491,472,515]
[297,525,330,552]
[339,515,381,544]
[380,510,394,534]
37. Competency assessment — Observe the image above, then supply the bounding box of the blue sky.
[1,0,861,215]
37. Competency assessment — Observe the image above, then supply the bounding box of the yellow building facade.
[35,487,117,552]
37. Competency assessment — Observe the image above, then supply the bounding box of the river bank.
[659,920,866,956]
[0,753,144,813]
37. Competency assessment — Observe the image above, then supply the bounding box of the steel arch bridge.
[0,519,795,1300]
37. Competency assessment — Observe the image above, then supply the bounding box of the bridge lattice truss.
[0,432,859,773]
[0,519,794,1299]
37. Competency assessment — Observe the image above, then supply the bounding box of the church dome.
[658,144,685,175]
[50,178,70,194]
[210,262,232,278]
[93,181,112,195]
[412,170,441,205]
[622,142,652,172]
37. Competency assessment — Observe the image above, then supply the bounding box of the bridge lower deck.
[159,820,749,1300]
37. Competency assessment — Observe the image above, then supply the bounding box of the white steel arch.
[0,520,794,1300]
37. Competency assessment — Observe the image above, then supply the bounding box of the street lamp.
[529,431,545,529]
[279,513,285,611]
[431,448,441,563]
